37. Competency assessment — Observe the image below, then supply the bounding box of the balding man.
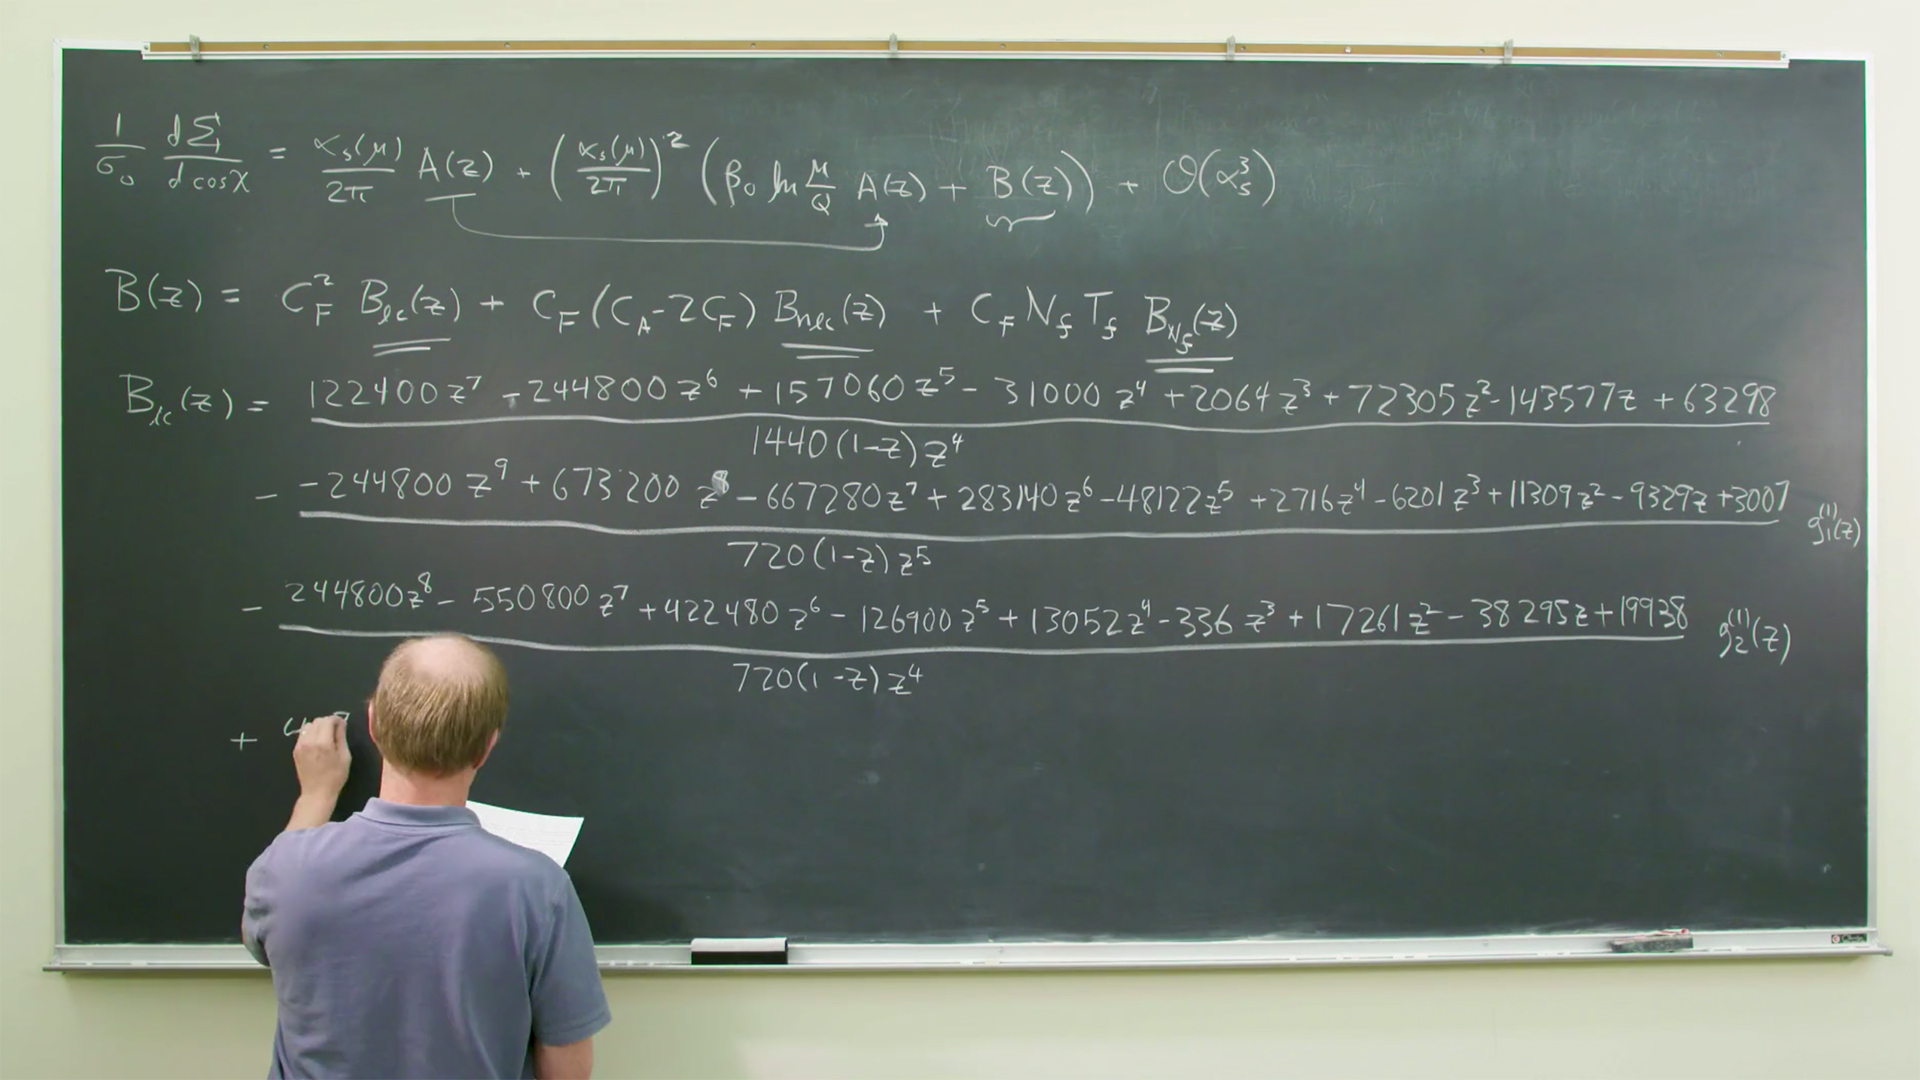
[243,634,610,1079]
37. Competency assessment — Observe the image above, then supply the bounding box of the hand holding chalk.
[292,716,350,802]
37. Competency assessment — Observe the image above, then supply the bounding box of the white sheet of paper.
[467,800,584,867]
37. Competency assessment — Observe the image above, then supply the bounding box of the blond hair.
[369,634,510,775]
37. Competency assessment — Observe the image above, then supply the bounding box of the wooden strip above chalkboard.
[141,38,1785,65]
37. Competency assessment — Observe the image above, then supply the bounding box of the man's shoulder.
[249,818,345,870]
[455,829,574,889]
[252,813,562,882]
[249,814,575,930]
[366,820,575,912]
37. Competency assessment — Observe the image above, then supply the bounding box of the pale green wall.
[3,2,1916,1076]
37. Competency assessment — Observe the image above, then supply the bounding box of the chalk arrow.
[433,195,888,254]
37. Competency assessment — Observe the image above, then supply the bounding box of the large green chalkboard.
[60,47,1867,953]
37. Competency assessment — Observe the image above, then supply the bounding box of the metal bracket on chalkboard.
[1225,36,1237,61]
[1503,39,1515,65]
[888,33,898,59]
[188,35,201,62]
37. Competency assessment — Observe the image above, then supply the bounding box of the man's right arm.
[532,1037,594,1080]
[285,715,351,830]
[244,715,350,964]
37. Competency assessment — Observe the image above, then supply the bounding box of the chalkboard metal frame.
[138,37,1787,67]
[1865,44,1885,961]
[49,41,1883,971]
[46,928,1888,972]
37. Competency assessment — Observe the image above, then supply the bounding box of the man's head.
[368,634,510,776]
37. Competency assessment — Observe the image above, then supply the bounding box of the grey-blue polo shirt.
[243,798,611,1079]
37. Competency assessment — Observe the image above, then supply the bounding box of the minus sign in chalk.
[255,493,279,500]
[299,482,320,488]
[736,495,757,501]
[438,599,455,605]
[241,606,263,612]
[831,613,846,618]
[962,387,978,392]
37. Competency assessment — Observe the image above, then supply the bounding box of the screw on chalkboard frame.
[189,35,201,62]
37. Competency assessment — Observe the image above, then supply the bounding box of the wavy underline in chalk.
[308,412,1772,435]
[429,192,888,253]
[297,510,1779,543]
[277,624,1686,659]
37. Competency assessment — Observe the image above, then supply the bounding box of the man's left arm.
[529,876,612,1058]
[241,857,273,966]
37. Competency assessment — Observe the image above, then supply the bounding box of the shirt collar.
[357,798,480,828]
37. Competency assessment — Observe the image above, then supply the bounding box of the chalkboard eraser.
[690,937,789,965]
[1608,929,1693,954]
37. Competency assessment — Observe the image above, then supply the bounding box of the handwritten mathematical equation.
[522,135,1268,237]
[121,367,1754,436]
[104,260,1783,423]
[103,268,242,312]
[270,578,1696,642]
[257,277,1230,346]
[290,371,1780,427]
[225,710,353,752]
[263,587,1736,694]
[262,579,1810,693]
[84,107,1282,234]
[119,374,268,427]
[1807,502,1863,548]
[1717,607,1792,665]
[283,456,1794,526]
[561,134,1267,228]
[98,265,1782,421]
[87,111,254,192]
